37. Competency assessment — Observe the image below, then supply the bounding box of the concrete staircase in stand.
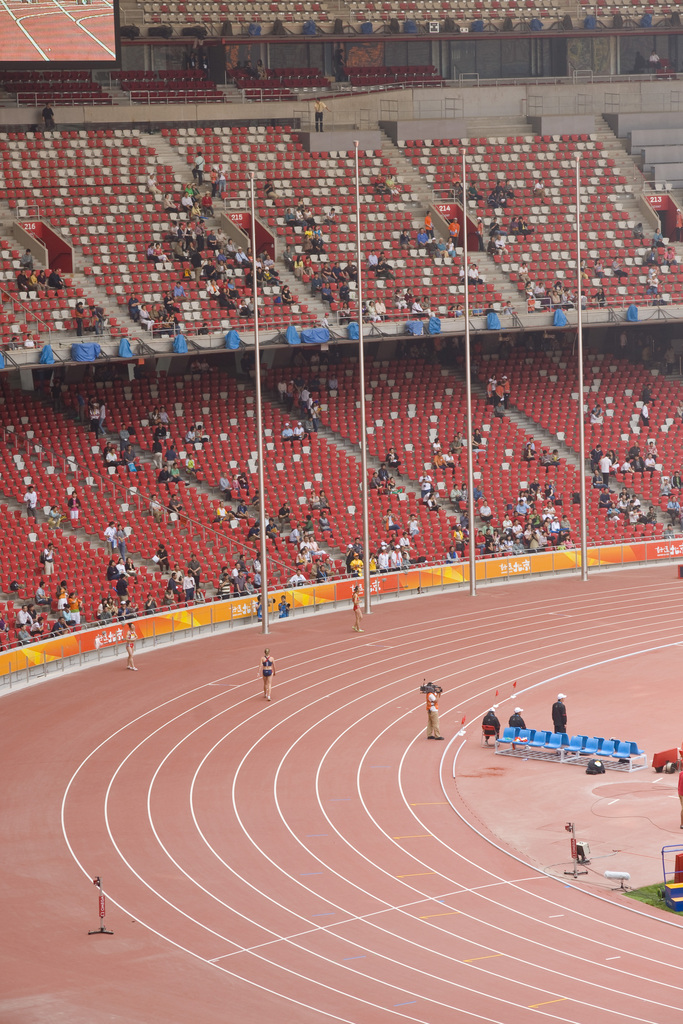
[379,129,521,311]
[455,364,668,531]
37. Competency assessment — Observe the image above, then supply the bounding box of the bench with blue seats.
[494,728,647,771]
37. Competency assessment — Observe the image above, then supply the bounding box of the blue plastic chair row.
[495,728,644,761]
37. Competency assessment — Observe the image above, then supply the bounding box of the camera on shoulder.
[419,681,443,695]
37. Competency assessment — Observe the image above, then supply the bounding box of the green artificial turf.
[625,882,680,916]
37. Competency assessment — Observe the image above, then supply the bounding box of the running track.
[0,0,115,63]
[2,565,683,1024]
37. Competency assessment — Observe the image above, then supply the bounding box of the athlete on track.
[352,586,364,632]
[125,625,137,671]
[260,648,275,701]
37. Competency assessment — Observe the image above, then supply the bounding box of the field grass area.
[625,883,680,917]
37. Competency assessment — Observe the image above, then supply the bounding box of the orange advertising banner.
[1,541,680,679]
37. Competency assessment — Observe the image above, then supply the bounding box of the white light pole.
[353,140,372,613]
[462,149,476,597]
[575,157,588,582]
[250,173,270,630]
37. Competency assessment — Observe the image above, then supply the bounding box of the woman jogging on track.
[260,648,275,701]
[125,625,137,671]
[352,585,364,633]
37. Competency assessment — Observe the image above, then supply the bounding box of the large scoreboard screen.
[0,0,119,64]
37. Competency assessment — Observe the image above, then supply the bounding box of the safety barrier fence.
[2,536,682,689]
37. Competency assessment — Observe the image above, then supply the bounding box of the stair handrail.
[0,282,52,339]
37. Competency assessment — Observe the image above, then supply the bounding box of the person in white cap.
[509,706,528,749]
[552,693,567,734]
[508,707,526,730]
[482,707,500,744]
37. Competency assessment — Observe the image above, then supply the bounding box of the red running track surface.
[2,565,683,1024]
[0,0,115,62]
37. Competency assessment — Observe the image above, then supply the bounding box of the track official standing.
[552,693,567,733]
[426,689,444,741]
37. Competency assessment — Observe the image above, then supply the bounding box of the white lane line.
[0,0,48,58]
[45,0,115,54]
[156,659,600,1021]
[60,592,683,1021]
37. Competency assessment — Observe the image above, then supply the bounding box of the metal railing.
[6,294,683,369]
[125,89,225,105]
[0,282,52,338]
[8,93,112,107]
[2,536,682,687]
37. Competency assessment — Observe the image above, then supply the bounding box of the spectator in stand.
[314,98,330,133]
[23,484,39,522]
[192,149,205,186]
[590,403,604,425]
[154,541,169,573]
[47,268,65,291]
[41,102,56,129]
[522,439,536,462]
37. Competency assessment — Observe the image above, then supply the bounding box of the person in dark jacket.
[482,707,501,744]
[552,694,567,733]
[508,707,526,730]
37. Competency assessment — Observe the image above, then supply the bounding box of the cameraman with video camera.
[421,681,444,741]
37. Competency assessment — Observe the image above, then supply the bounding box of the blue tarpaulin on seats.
[302,19,316,33]
[403,18,417,31]
[627,304,639,321]
[584,14,597,27]
[471,18,484,30]
[406,320,423,335]
[530,17,543,28]
[360,20,373,31]
[428,316,442,334]
[70,342,99,362]
[225,329,241,350]
[248,21,262,34]
[347,322,359,340]
[118,337,133,358]
[285,325,300,345]
[172,333,188,353]
[301,327,330,345]
[0,352,4,370]
[553,309,568,327]
[486,312,501,330]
